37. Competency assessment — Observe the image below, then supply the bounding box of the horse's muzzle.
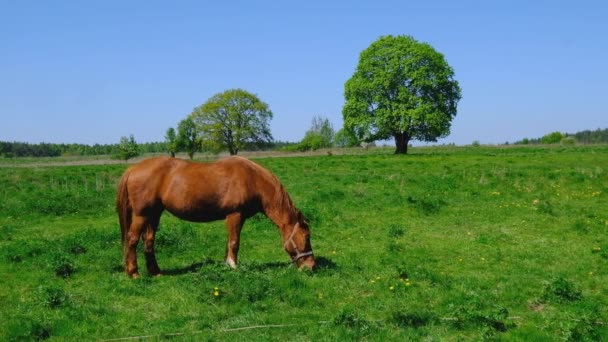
[296,254,315,270]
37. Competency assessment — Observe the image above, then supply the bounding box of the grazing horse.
[116,156,315,278]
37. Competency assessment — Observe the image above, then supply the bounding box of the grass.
[1,145,607,340]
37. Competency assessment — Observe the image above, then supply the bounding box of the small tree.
[165,127,178,157]
[176,117,199,159]
[191,89,273,155]
[115,135,139,161]
[299,116,335,151]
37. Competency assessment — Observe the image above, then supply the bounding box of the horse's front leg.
[225,213,244,269]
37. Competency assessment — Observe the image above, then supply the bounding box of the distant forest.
[0,140,297,158]
[0,141,168,158]
[514,128,608,145]
[2,128,607,158]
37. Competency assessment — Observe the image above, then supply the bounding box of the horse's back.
[130,156,183,172]
[125,156,273,221]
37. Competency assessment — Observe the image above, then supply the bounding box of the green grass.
[1,145,607,340]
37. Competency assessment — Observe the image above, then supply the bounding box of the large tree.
[343,35,461,154]
[190,89,273,155]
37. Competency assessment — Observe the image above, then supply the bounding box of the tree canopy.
[343,35,461,154]
[190,89,273,155]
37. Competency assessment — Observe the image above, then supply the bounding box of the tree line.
[0,141,167,158]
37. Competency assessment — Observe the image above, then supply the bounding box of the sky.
[1,0,607,145]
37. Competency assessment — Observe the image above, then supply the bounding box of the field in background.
[0,145,607,340]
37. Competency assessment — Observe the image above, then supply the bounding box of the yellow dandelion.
[389,286,395,290]
[376,276,381,280]
[370,280,376,283]
[332,251,337,254]
[213,290,220,296]
[405,282,411,287]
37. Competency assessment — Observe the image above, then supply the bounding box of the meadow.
[0,145,607,341]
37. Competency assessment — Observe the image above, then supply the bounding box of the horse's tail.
[116,169,132,248]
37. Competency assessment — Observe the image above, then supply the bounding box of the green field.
[1,145,607,340]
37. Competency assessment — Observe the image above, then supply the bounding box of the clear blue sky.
[1,1,606,145]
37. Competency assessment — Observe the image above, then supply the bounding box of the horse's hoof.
[225,258,237,269]
[149,269,162,276]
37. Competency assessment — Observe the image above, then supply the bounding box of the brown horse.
[116,156,315,278]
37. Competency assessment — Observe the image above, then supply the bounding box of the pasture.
[0,145,607,340]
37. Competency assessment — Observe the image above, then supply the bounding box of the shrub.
[296,116,335,151]
[561,136,576,145]
[541,131,564,144]
[113,135,140,161]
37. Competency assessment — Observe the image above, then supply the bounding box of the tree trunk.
[394,132,410,154]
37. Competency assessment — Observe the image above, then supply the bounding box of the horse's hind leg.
[125,215,146,278]
[143,215,161,276]
[225,213,244,269]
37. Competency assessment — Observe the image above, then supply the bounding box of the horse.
[116,156,315,278]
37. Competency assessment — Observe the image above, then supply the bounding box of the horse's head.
[284,214,315,270]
